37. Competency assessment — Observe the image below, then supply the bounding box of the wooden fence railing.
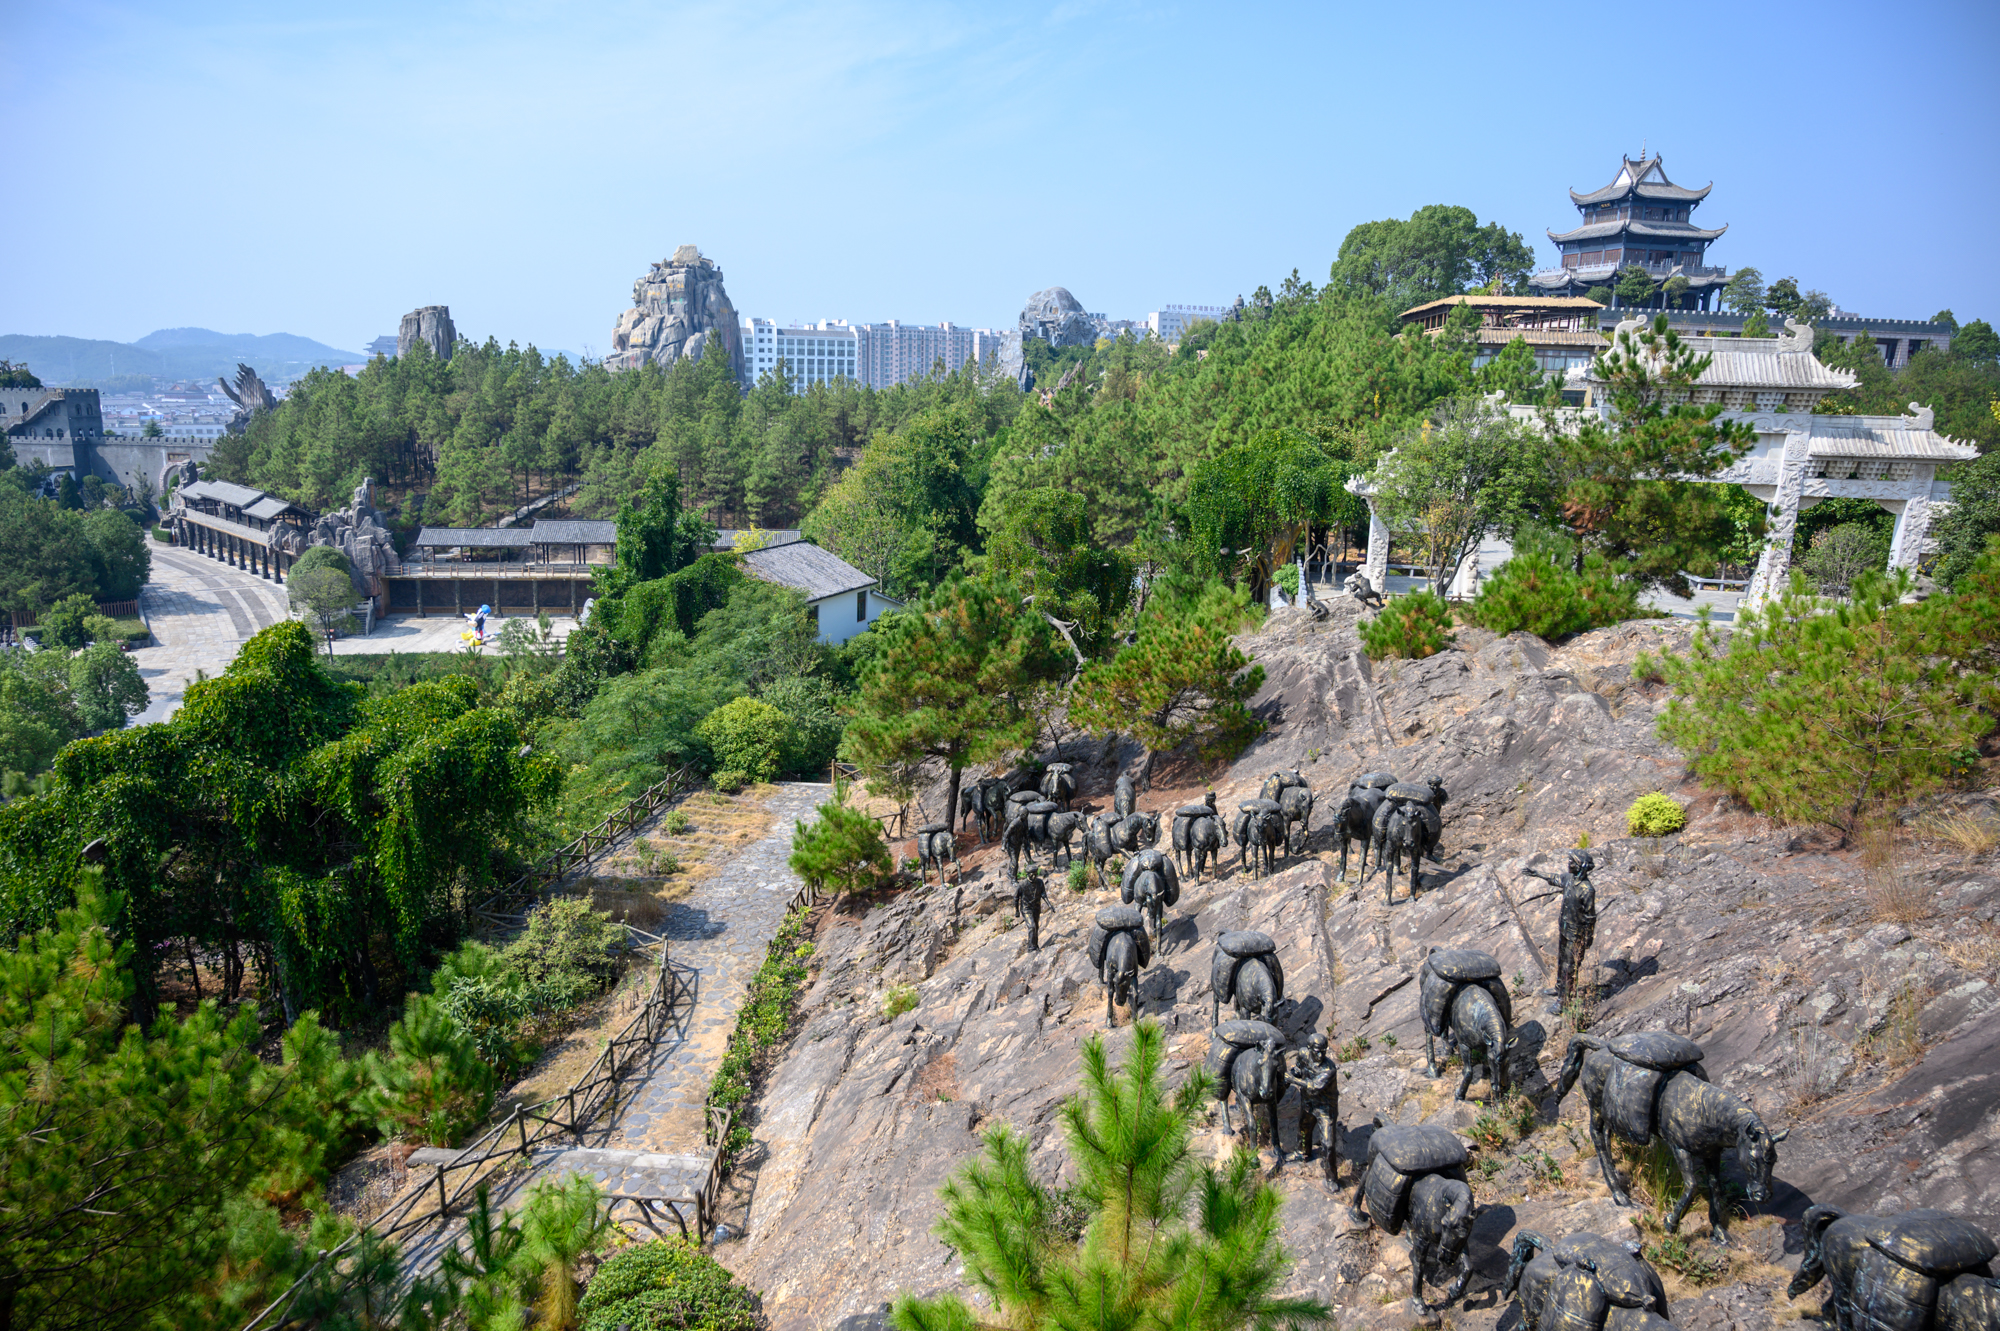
[472,762,701,930]
[241,935,703,1330]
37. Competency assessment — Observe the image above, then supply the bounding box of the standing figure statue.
[1347,570,1386,609]
[1524,849,1596,1015]
[1292,1032,1341,1184]
[1014,871,1051,951]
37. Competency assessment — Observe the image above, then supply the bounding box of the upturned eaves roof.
[1568,156,1714,206]
[1548,220,1728,244]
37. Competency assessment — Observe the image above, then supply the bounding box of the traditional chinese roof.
[741,540,878,601]
[414,526,534,548]
[1804,408,1978,461]
[1596,318,1856,392]
[529,519,618,545]
[1400,295,1604,318]
[243,495,308,521]
[180,479,269,509]
[1547,219,1728,244]
[1569,155,1714,207]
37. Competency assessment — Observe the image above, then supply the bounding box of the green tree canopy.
[1614,263,1657,309]
[1329,205,1535,304]
[1185,429,1355,604]
[1363,399,1548,590]
[1722,267,1765,316]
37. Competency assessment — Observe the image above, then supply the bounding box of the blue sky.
[7,0,1996,355]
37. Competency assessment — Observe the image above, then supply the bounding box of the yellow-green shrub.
[1626,793,1687,837]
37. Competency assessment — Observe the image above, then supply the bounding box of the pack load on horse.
[1204,1019,1289,1154]
[1086,810,1162,889]
[1210,929,1285,1027]
[1259,771,1315,853]
[1552,1030,1786,1243]
[1087,904,1151,1027]
[1024,800,1082,868]
[1372,778,1445,904]
[1789,1207,1999,1331]
[914,823,960,885]
[957,776,1011,844]
[1332,772,1397,883]
[1504,1231,1673,1331]
[1172,794,1226,880]
[1113,772,1137,819]
[1119,848,1180,948]
[1419,948,1519,1100]
[1350,1121,1477,1314]
[1039,761,1076,811]
[1233,798,1287,879]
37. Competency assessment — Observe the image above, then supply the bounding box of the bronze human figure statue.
[1790,1206,1999,1331]
[1348,570,1386,609]
[1014,871,1052,951]
[1525,849,1596,1014]
[1291,1032,1341,1183]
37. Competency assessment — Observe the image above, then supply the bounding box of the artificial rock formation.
[606,245,743,374]
[998,285,1109,389]
[398,306,457,361]
[308,477,397,606]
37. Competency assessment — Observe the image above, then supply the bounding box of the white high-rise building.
[740,317,1005,393]
[1146,304,1230,341]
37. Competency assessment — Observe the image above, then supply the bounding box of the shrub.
[698,696,788,789]
[1272,563,1301,600]
[579,1240,764,1331]
[1626,793,1687,837]
[1066,861,1090,892]
[363,991,497,1146]
[1644,557,1999,838]
[759,674,845,776]
[883,985,919,1021]
[1358,589,1456,660]
[506,896,622,1006]
[1800,520,1892,598]
[152,526,171,543]
[665,808,693,835]
[290,545,353,577]
[788,800,891,897]
[1470,528,1649,640]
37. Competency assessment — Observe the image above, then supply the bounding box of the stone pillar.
[1363,503,1390,591]
[1887,496,1931,572]
[1743,429,1811,609]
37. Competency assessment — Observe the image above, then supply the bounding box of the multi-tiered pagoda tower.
[1531,155,1728,310]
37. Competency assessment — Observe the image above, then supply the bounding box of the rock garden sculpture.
[1211,929,1285,1027]
[1524,850,1597,1015]
[1014,871,1052,951]
[1085,810,1161,889]
[1789,1206,1999,1331]
[1332,772,1397,883]
[915,824,960,885]
[1347,570,1387,609]
[1349,1121,1477,1315]
[1373,780,1443,904]
[1291,1031,1341,1182]
[1419,948,1520,1101]
[1119,848,1180,949]
[1087,904,1152,1026]
[1233,799,1288,879]
[1172,795,1227,880]
[1551,1030,1787,1244]
[1113,772,1137,819]
[1503,1230,1674,1331]
[1205,1020,1289,1155]
[1040,761,1076,811]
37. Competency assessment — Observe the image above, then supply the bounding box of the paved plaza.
[131,543,580,724]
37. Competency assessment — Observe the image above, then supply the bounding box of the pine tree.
[1069,584,1266,787]
[842,574,1061,826]
[891,1021,1330,1331]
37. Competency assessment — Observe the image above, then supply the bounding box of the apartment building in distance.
[1145,304,1231,341]
[740,318,1008,393]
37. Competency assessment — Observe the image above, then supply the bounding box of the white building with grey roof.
[738,537,900,645]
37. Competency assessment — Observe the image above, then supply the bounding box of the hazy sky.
[9,0,1997,354]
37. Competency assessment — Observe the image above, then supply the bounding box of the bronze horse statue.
[1206,1022,1289,1156]
[1552,1031,1788,1244]
[1789,1206,1998,1331]
[1504,1231,1674,1331]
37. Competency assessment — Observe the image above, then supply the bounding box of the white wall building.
[1146,304,1231,341]
[741,319,859,392]
[739,537,900,645]
[740,318,1006,393]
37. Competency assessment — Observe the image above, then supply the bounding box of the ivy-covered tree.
[1070,584,1265,786]
[1362,400,1548,591]
[1185,428,1360,605]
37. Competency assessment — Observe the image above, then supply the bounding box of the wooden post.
[435,1165,447,1217]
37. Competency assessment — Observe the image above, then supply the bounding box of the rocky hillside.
[715,603,2000,1331]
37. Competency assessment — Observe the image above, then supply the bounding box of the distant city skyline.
[8,0,1996,357]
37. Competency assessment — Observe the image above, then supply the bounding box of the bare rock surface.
[605,245,742,374]
[718,604,2000,1331]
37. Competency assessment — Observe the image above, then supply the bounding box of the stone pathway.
[393,783,829,1275]
[129,542,579,724]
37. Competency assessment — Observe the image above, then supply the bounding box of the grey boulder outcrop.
[606,245,743,374]
[397,306,457,361]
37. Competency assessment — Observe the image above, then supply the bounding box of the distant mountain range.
[0,328,367,387]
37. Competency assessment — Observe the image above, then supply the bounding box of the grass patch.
[1917,808,1998,860]
[1470,1094,1538,1151]
[704,904,816,1167]
[883,985,919,1022]
[1337,1034,1371,1062]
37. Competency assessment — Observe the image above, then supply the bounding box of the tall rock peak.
[606,246,742,374]
[397,306,457,361]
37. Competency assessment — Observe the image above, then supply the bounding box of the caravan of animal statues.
[913,824,960,886]
[924,756,1991,1326]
